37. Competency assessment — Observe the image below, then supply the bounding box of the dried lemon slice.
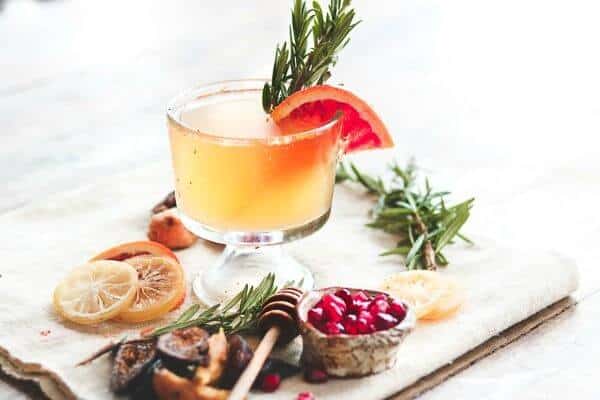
[381,270,463,320]
[53,261,138,325]
[116,255,186,323]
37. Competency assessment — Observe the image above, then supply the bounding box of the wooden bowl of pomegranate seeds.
[296,287,416,377]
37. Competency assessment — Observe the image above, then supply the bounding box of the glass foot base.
[192,245,314,305]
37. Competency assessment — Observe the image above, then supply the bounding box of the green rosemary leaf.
[174,304,200,324]
[380,246,411,256]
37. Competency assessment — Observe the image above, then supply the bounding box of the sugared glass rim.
[166,79,341,145]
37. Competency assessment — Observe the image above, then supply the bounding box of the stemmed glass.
[167,80,343,305]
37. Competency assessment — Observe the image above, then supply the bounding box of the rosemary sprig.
[336,160,474,270]
[152,274,278,337]
[262,0,360,112]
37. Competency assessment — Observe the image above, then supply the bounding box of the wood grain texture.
[2,0,599,398]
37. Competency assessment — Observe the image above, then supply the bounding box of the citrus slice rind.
[90,240,179,263]
[381,270,463,320]
[53,261,138,325]
[115,255,186,323]
[271,85,393,153]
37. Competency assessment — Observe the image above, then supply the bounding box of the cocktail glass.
[167,80,343,305]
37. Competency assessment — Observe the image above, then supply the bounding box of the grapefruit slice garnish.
[53,261,138,325]
[115,255,186,323]
[90,240,179,263]
[271,85,393,153]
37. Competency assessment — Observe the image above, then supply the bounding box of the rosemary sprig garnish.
[336,160,474,270]
[152,274,278,337]
[262,0,360,112]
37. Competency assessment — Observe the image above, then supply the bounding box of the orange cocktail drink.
[168,84,341,234]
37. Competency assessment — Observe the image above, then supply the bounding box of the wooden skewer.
[228,326,281,400]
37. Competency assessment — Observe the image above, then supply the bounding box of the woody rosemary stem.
[414,214,438,270]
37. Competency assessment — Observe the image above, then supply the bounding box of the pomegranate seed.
[342,314,358,334]
[297,392,316,400]
[304,368,329,383]
[260,373,281,392]
[358,310,375,324]
[369,299,389,314]
[388,300,407,320]
[323,321,344,335]
[308,307,324,325]
[351,291,369,302]
[375,312,398,330]
[323,294,346,309]
[373,293,388,302]
[323,301,344,323]
[334,289,353,307]
[357,317,373,334]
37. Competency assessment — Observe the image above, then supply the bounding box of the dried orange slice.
[381,271,463,320]
[115,255,186,323]
[271,85,393,153]
[90,240,178,263]
[53,261,138,325]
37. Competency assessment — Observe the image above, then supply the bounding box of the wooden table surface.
[1,0,599,398]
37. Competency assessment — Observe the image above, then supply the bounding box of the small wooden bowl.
[296,287,416,377]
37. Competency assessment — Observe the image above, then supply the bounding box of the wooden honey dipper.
[229,287,303,400]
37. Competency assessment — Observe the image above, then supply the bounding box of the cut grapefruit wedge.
[91,240,179,263]
[271,85,393,153]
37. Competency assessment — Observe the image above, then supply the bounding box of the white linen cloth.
[0,162,578,400]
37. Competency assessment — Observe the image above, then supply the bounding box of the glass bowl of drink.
[167,80,343,305]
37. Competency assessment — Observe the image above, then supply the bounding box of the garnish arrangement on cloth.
[49,1,475,399]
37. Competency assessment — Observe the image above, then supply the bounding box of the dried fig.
[110,338,157,393]
[220,334,253,388]
[157,327,209,365]
[148,209,197,250]
[152,191,177,214]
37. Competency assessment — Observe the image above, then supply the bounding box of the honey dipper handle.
[229,326,281,400]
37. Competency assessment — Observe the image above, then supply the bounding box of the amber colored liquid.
[168,95,341,231]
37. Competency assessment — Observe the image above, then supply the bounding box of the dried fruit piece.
[90,240,178,263]
[153,368,229,400]
[157,327,209,364]
[152,191,177,214]
[221,335,253,388]
[116,255,186,323]
[110,339,157,393]
[381,271,463,320]
[148,209,197,250]
[53,261,138,325]
[194,329,228,386]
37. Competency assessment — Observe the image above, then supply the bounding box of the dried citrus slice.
[115,255,186,323]
[90,240,178,263]
[420,279,464,320]
[53,261,138,325]
[271,85,393,153]
[381,271,463,320]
